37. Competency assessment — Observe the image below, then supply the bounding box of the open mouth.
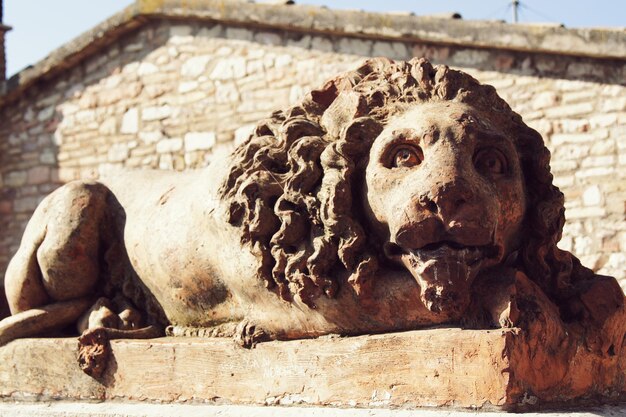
[384,240,502,317]
[384,241,500,268]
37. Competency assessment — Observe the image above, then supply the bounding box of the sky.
[3,0,625,77]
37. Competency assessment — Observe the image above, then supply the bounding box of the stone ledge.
[2,327,625,410]
[141,0,625,58]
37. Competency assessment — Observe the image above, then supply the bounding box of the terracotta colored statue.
[0,58,624,380]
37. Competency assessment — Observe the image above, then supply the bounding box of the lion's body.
[2,157,448,343]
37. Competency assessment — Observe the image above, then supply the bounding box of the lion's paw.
[234,320,271,349]
[77,327,111,379]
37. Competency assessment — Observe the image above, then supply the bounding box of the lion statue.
[0,58,624,377]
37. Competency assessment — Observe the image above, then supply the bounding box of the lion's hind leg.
[0,298,92,345]
[74,296,163,377]
[0,181,112,346]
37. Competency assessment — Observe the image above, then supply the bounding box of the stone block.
[590,139,616,156]
[545,102,594,118]
[210,57,247,80]
[215,82,240,103]
[178,81,199,93]
[566,206,607,220]
[311,36,333,52]
[554,143,589,160]
[137,62,158,76]
[551,133,594,146]
[27,167,51,185]
[98,163,124,178]
[550,160,577,173]
[590,114,618,128]
[121,108,139,134]
[75,109,97,124]
[0,201,12,216]
[182,55,212,78]
[169,25,194,44]
[4,171,27,187]
[372,41,409,60]
[581,155,615,168]
[39,150,57,165]
[582,185,603,207]
[107,144,130,163]
[139,130,164,144]
[197,24,223,39]
[254,32,282,46]
[337,38,372,56]
[275,54,292,68]
[14,196,42,213]
[531,91,560,110]
[601,97,626,112]
[55,167,81,183]
[158,153,174,170]
[98,117,117,135]
[37,105,56,122]
[225,27,254,42]
[450,49,490,67]
[287,34,312,49]
[185,132,216,152]
[603,253,626,274]
[234,124,256,146]
[142,106,172,121]
[561,90,597,104]
[575,166,615,179]
[156,138,183,154]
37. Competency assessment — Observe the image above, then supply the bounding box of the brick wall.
[0,19,624,290]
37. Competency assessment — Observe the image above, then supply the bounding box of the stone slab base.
[1,328,625,410]
[1,329,509,408]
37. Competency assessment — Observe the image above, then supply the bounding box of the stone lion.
[1,59,624,371]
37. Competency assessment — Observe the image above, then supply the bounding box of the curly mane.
[219,57,589,307]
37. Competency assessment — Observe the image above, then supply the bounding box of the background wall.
[0,14,624,297]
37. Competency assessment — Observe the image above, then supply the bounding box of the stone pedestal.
[0,328,624,411]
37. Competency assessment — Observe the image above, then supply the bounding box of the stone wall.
[0,17,624,292]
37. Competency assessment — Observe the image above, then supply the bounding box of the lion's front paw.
[495,304,515,328]
[234,320,271,348]
[77,327,110,379]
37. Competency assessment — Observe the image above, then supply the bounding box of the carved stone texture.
[0,58,624,405]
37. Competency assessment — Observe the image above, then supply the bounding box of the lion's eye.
[474,148,508,176]
[391,146,423,168]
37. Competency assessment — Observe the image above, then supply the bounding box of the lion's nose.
[423,178,475,219]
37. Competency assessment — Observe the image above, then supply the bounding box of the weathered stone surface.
[1,326,626,409]
[0,330,510,407]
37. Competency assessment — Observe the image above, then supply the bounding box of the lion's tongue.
[401,247,481,316]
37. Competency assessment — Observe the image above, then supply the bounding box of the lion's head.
[220,57,592,316]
